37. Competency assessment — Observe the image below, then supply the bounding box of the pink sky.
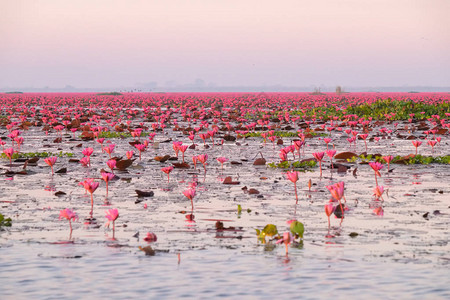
[1,0,449,88]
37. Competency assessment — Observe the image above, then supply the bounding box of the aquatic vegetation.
[268,160,317,170]
[255,224,278,244]
[0,151,74,160]
[0,91,449,275]
[0,213,12,228]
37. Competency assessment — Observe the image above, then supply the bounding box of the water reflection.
[44,179,56,192]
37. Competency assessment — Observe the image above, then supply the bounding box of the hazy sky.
[1,0,449,88]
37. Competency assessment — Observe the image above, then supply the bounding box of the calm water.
[1,242,449,300]
[1,111,450,299]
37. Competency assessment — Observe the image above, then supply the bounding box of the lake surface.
[1,94,450,299]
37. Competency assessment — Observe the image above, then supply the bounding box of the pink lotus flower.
[14,136,24,151]
[105,208,119,221]
[161,166,174,183]
[326,149,336,170]
[81,147,93,166]
[412,140,422,155]
[105,144,115,158]
[326,182,345,218]
[427,140,437,154]
[286,171,299,204]
[101,172,115,196]
[96,138,105,152]
[44,156,58,175]
[197,154,208,171]
[78,156,88,168]
[107,159,116,173]
[286,171,299,183]
[279,151,287,162]
[369,162,384,186]
[216,157,228,169]
[172,141,183,158]
[80,179,100,216]
[178,145,189,163]
[59,208,78,234]
[382,155,393,171]
[105,208,119,238]
[135,143,146,160]
[126,150,134,159]
[4,148,14,166]
[144,232,157,242]
[312,151,325,176]
[183,188,196,211]
[359,134,369,151]
[276,232,294,255]
[82,147,94,157]
[324,203,335,229]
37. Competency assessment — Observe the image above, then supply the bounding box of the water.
[1,243,449,299]
[1,96,450,299]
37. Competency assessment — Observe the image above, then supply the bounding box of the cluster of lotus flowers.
[1,92,449,253]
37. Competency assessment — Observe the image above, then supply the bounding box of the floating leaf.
[81,131,94,140]
[55,168,67,174]
[290,221,304,238]
[135,190,154,197]
[335,152,357,160]
[154,155,171,162]
[248,188,260,195]
[27,157,40,164]
[223,135,236,141]
[262,224,278,237]
[223,176,240,185]
[116,159,134,170]
[253,158,266,166]
[172,162,190,169]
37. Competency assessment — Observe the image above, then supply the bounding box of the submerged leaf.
[138,246,155,256]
